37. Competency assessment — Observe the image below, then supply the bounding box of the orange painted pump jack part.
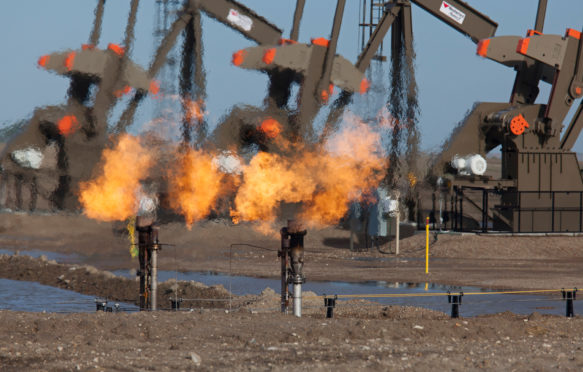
[57,115,79,136]
[108,43,125,56]
[232,50,246,66]
[476,39,490,57]
[262,48,276,64]
[516,38,531,55]
[509,114,530,136]
[64,52,76,71]
[311,37,330,47]
[566,28,582,40]
[37,55,50,68]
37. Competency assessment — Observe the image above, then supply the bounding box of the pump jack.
[353,0,583,232]
[433,0,583,233]
[2,0,583,234]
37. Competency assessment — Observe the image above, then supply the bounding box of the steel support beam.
[190,0,282,45]
[411,0,497,43]
[560,101,583,149]
[114,11,192,133]
[356,3,400,72]
[123,0,140,54]
[180,16,196,145]
[317,0,346,103]
[89,0,106,46]
[290,0,306,41]
[401,2,414,63]
[534,0,548,33]
[149,12,192,77]
[570,27,583,99]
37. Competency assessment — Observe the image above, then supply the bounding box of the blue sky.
[1,1,583,153]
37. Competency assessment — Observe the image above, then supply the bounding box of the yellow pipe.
[425,216,429,274]
[302,289,563,300]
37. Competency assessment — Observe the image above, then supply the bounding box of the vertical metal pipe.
[293,283,302,317]
[151,226,159,311]
[287,220,306,317]
[280,228,290,313]
[151,248,158,311]
[137,223,149,311]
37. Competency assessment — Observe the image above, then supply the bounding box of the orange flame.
[79,135,153,221]
[167,148,226,227]
[230,151,316,232]
[258,117,282,139]
[231,115,384,232]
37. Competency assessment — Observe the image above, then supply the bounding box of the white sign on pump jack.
[227,9,253,31]
[439,1,466,25]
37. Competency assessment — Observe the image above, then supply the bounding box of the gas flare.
[302,115,385,225]
[79,134,153,221]
[167,148,227,227]
[230,151,316,233]
[231,114,385,232]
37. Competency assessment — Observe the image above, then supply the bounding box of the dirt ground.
[2,211,583,370]
[2,308,583,371]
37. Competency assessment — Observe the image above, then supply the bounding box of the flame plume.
[79,112,386,234]
[232,116,385,231]
[79,134,153,221]
[167,148,226,227]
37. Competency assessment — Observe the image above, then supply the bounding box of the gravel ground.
[2,212,583,370]
[1,309,583,371]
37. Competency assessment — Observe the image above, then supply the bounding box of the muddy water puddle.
[0,278,138,313]
[0,249,573,316]
[114,269,570,317]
